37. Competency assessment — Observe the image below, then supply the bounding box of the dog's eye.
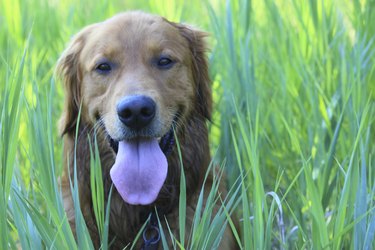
[95,63,112,74]
[157,57,174,69]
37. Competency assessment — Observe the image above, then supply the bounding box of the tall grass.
[208,0,375,248]
[0,0,374,249]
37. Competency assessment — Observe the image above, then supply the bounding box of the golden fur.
[57,11,234,249]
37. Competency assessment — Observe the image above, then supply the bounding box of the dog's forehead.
[83,12,187,58]
[104,12,171,35]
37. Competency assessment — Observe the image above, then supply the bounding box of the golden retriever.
[57,11,234,249]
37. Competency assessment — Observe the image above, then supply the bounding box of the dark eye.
[157,57,174,69]
[95,63,112,74]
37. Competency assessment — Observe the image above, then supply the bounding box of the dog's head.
[57,11,211,205]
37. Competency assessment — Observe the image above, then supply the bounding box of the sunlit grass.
[0,0,374,249]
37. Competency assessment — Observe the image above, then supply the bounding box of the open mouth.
[108,127,175,157]
[107,123,176,206]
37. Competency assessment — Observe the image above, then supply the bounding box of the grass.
[1,0,374,249]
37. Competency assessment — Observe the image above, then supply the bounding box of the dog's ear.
[173,23,212,120]
[56,25,95,136]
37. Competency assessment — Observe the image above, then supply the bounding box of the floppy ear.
[173,23,212,120]
[56,25,95,136]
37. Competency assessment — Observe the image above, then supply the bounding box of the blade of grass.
[89,134,105,238]
[155,210,170,250]
[174,130,186,247]
[69,104,94,249]
[129,214,150,250]
[0,31,28,250]
[100,185,113,249]
[230,123,252,249]
[333,100,371,249]
[304,161,330,248]
[353,141,368,249]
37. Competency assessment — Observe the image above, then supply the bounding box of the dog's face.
[57,12,211,205]
[80,14,196,141]
[74,13,188,140]
[58,11,211,140]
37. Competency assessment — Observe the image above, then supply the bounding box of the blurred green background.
[1,0,374,249]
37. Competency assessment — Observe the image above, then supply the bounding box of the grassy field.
[1,0,374,249]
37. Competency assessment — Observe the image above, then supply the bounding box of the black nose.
[117,95,156,129]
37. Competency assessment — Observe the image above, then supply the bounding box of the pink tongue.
[110,139,168,205]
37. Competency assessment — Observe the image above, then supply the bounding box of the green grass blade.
[304,161,329,248]
[174,130,186,247]
[353,142,368,249]
[89,134,105,239]
[70,105,94,249]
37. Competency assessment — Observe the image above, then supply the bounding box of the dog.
[57,11,235,249]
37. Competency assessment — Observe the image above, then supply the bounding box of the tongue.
[110,139,168,205]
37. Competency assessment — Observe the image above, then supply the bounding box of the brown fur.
[57,11,234,249]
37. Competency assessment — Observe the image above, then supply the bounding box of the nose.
[117,95,156,129]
